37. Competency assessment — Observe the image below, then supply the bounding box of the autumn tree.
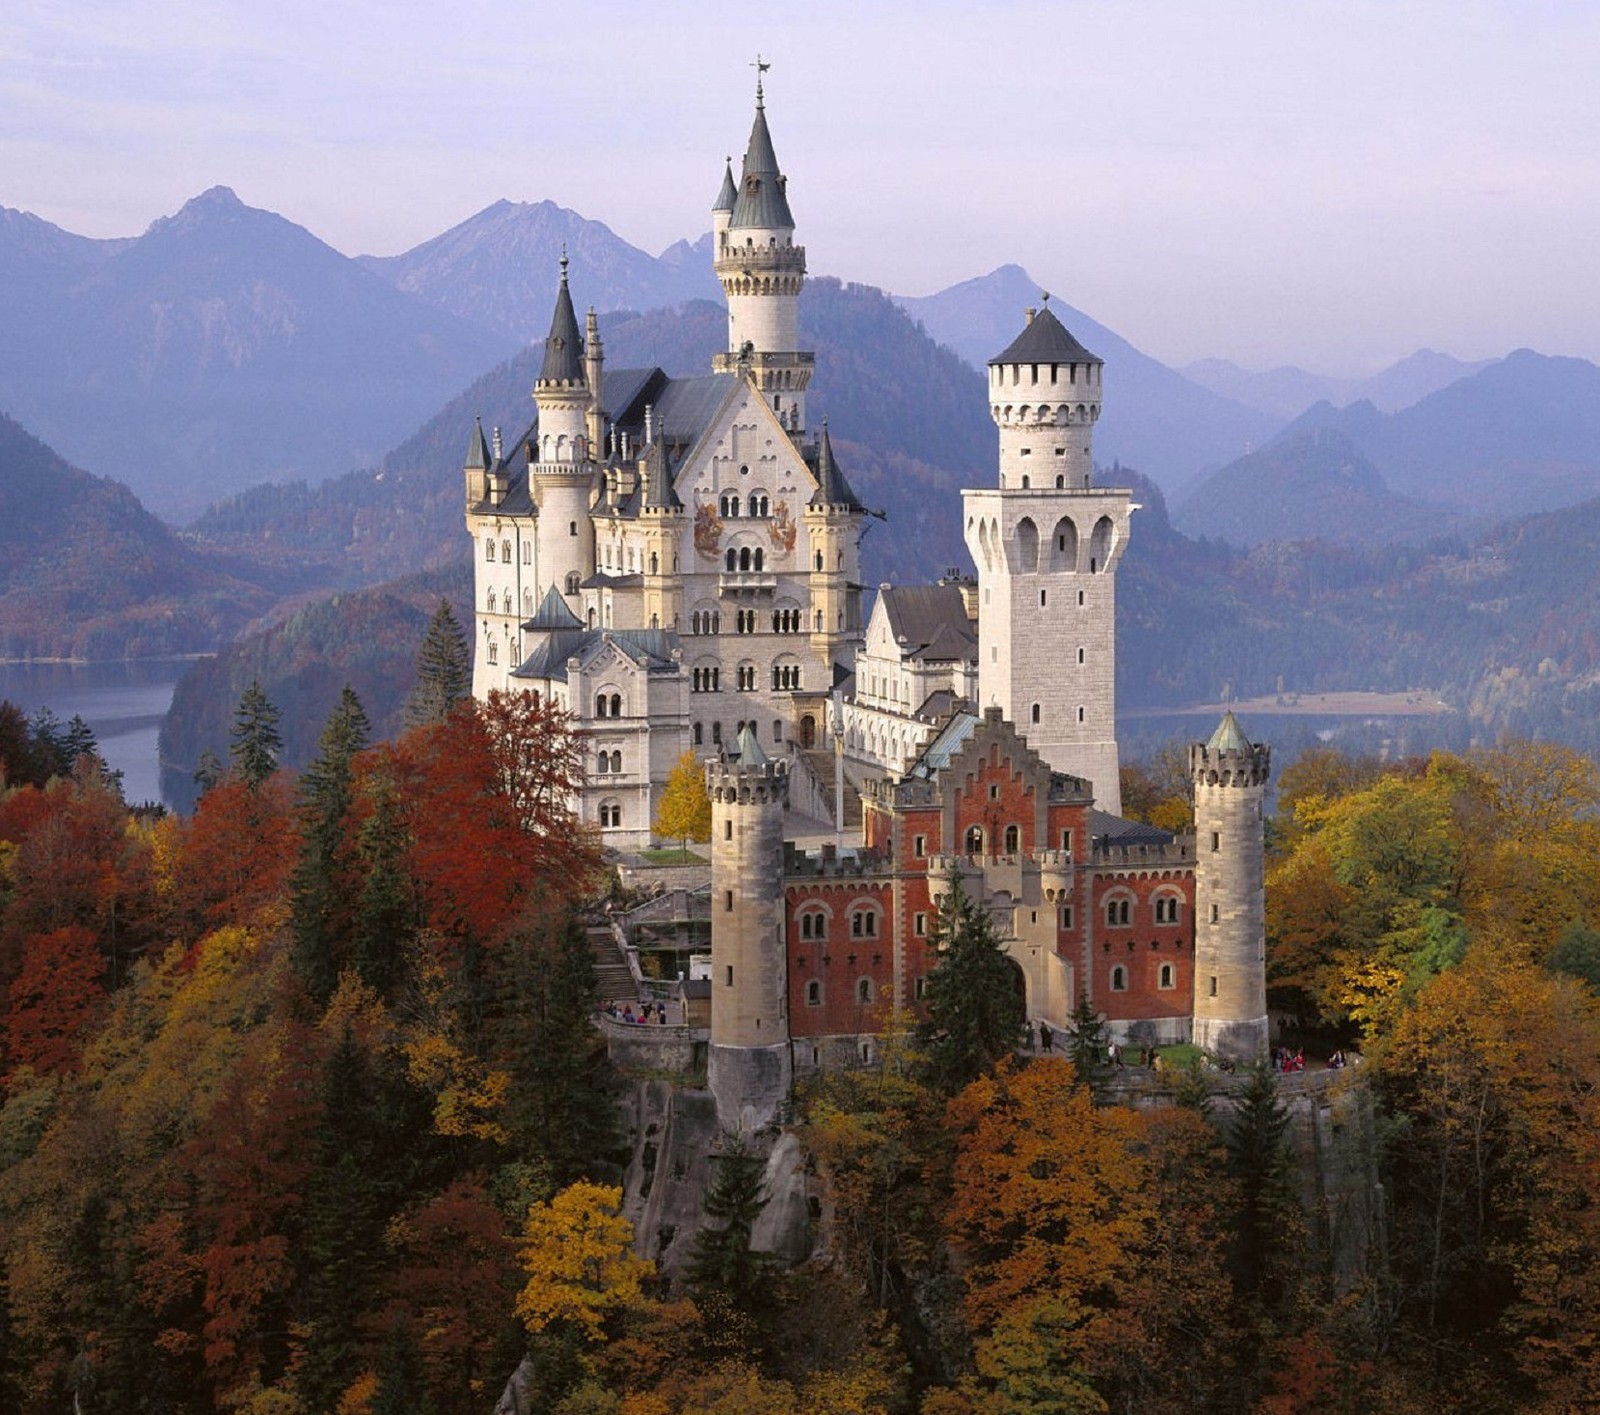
[230,680,283,789]
[653,750,712,853]
[917,871,1026,1094]
[405,600,471,729]
[1119,743,1193,834]
[3,925,105,1076]
[515,1182,651,1342]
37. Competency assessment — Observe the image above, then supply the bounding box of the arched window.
[1110,965,1127,992]
[600,801,622,829]
[965,825,984,855]
[753,548,764,571]
[501,540,512,562]
[799,910,827,941]
[649,552,658,574]
[565,572,581,595]
[487,590,498,613]
[850,908,879,938]
[1031,703,1041,724]
[739,547,752,571]
[594,693,608,718]
[806,980,822,1006]
[726,548,738,572]
[692,722,703,746]
[1106,897,1131,928]
[609,693,621,717]
[485,538,495,561]
[1154,895,1183,925]
[487,641,498,664]
[857,978,873,1005]
[1003,824,1021,854]
[814,550,823,571]
[1158,963,1176,990]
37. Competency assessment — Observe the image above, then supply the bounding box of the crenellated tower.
[962,302,1132,814]
[531,255,598,617]
[1190,712,1271,1062]
[707,726,792,1131]
[712,72,812,436]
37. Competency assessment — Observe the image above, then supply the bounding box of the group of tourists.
[603,999,669,1025]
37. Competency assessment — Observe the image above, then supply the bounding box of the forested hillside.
[6,690,1600,1411]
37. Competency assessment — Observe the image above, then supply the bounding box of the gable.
[674,379,818,526]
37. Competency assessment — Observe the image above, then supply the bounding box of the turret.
[530,256,598,616]
[584,307,605,456]
[463,415,492,510]
[1190,713,1271,1062]
[707,726,792,1131]
[712,157,738,245]
[803,422,866,665]
[962,302,1132,813]
[638,431,685,632]
[711,71,813,435]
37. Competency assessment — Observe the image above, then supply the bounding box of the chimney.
[1024,307,1036,325]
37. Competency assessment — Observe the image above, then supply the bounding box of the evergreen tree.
[193,748,224,796]
[28,706,68,779]
[1067,990,1110,1093]
[62,714,98,770]
[405,599,470,728]
[371,1321,438,1415]
[685,1135,776,1317]
[353,761,414,998]
[498,912,619,1184]
[291,687,371,1001]
[230,680,283,788]
[1226,1062,1301,1303]
[916,870,1026,1094]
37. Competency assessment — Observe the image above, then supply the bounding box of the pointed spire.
[641,429,681,511]
[538,252,585,385]
[729,76,795,231]
[527,583,584,631]
[1207,711,1253,753]
[465,415,491,470]
[734,723,768,767]
[713,156,738,213]
[810,420,864,511]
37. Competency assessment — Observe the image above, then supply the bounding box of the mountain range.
[1181,348,1498,422]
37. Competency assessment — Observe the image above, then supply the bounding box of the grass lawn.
[638,846,706,865]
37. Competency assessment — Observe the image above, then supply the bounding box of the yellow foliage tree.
[516,1181,652,1341]
[653,751,712,853]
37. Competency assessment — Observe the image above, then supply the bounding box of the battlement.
[1089,836,1197,867]
[783,844,884,878]
[1190,743,1272,787]
[715,242,806,273]
[706,758,788,806]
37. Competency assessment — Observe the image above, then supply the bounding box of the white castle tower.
[707,726,792,1132]
[962,302,1133,814]
[532,255,598,617]
[1190,712,1271,1062]
[711,68,812,436]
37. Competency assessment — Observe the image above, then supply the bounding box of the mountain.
[0,188,517,521]
[1174,427,1475,548]
[894,264,1278,494]
[1182,349,1496,422]
[191,277,993,593]
[0,413,287,659]
[1276,350,1600,517]
[356,200,723,345]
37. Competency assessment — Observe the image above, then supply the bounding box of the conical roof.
[465,415,492,470]
[538,257,585,385]
[1206,711,1253,753]
[989,303,1101,367]
[729,93,795,230]
[525,583,584,631]
[713,158,738,213]
[641,434,682,511]
[810,422,864,511]
[734,723,768,767]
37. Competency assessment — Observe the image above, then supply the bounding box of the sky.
[4,0,1598,375]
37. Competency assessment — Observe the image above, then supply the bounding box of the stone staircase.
[588,926,640,1005]
[796,748,863,830]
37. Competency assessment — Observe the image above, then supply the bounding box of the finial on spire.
[752,54,770,107]
[559,245,569,283]
[1040,290,1051,305]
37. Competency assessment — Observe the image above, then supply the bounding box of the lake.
[0,659,199,808]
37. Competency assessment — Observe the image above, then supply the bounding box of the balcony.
[719,572,778,595]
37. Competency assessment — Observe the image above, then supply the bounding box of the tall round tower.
[1190,712,1271,1062]
[711,72,813,435]
[961,302,1132,813]
[707,726,792,1132]
[531,256,598,616]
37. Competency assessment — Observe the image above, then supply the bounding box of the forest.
[4,619,1600,1412]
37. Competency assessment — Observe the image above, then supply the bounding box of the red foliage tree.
[170,775,299,935]
[3,924,105,1076]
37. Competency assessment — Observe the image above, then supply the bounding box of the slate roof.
[465,416,491,470]
[641,436,682,511]
[880,584,976,663]
[1088,809,1175,846]
[808,423,864,511]
[734,723,768,767]
[523,584,582,631]
[729,98,796,231]
[538,262,586,385]
[512,628,679,683]
[989,304,1101,367]
[905,710,979,779]
[713,160,738,213]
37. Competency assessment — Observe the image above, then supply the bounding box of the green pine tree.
[291,686,371,1001]
[1067,990,1110,1093]
[1226,1062,1302,1303]
[685,1135,776,1317]
[371,1320,438,1415]
[230,680,283,788]
[405,598,471,728]
[353,762,414,998]
[916,870,1027,1094]
[193,748,225,796]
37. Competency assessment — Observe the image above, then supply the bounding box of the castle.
[465,77,1271,1124]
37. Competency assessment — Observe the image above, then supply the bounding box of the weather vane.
[752,54,770,103]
